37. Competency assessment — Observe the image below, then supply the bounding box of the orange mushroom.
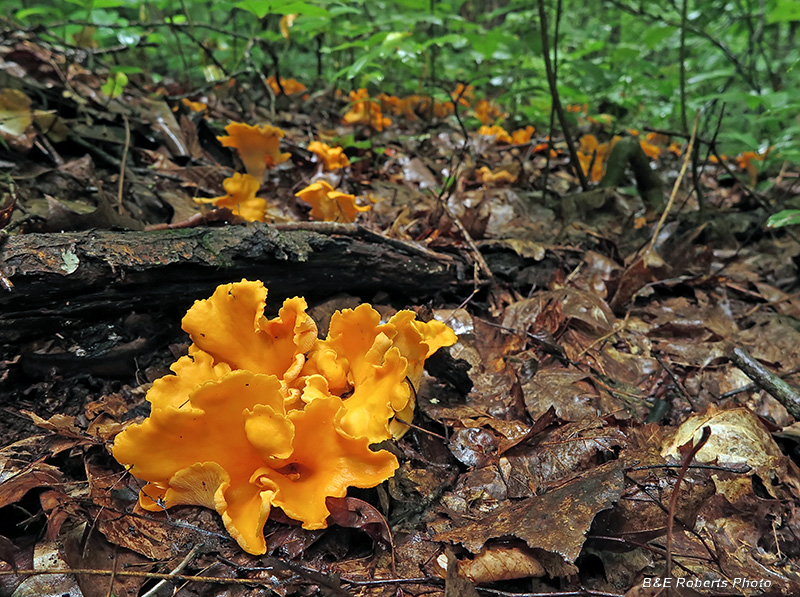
[341,89,391,131]
[181,280,317,387]
[473,99,506,125]
[511,125,535,145]
[433,100,455,118]
[295,180,370,223]
[261,394,399,529]
[113,371,290,555]
[476,166,517,185]
[217,122,290,180]
[195,173,267,222]
[113,369,398,553]
[300,304,457,442]
[266,76,307,96]
[307,141,350,171]
[477,125,512,144]
[112,279,456,554]
[451,83,474,107]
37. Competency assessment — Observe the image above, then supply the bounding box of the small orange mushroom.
[473,99,506,125]
[451,83,474,107]
[307,141,350,171]
[217,122,290,180]
[295,180,370,223]
[433,100,454,118]
[511,126,535,145]
[342,89,391,131]
[477,125,512,144]
[266,76,307,96]
[195,173,267,222]
[476,166,517,185]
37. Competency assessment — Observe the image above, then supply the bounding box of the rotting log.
[0,222,471,342]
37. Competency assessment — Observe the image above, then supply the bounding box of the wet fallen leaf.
[0,439,63,510]
[0,88,35,152]
[326,496,392,547]
[435,461,625,574]
[662,405,797,497]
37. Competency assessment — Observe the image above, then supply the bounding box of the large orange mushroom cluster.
[113,280,456,555]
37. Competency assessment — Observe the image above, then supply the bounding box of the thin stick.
[440,199,495,285]
[105,545,118,597]
[117,115,130,215]
[536,0,589,191]
[728,347,800,418]
[140,543,203,597]
[0,568,280,588]
[648,110,700,253]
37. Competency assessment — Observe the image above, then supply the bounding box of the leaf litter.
[1,33,800,597]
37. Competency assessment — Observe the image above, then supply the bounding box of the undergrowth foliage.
[5,0,799,170]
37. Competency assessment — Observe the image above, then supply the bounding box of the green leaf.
[279,2,330,17]
[235,0,271,18]
[110,65,143,74]
[100,71,128,98]
[16,6,59,20]
[767,210,800,228]
[236,0,329,18]
[641,24,674,49]
[768,0,800,23]
[382,31,410,46]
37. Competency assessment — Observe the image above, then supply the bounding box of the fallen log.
[0,222,471,342]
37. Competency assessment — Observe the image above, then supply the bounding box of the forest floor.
[2,35,800,597]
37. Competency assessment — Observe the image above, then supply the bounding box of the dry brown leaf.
[0,447,63,510]
[435,461,624,572]
[458,544,545,583]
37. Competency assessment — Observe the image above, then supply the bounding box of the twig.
[117,115,130,215]
[720,366,800,398]
[140,543,203,597]
[648,110,700,253]
[654,354,696,410]
[476,589,623,597]
[640,126,713,147]
[105,545,118,597]
[30,19,256,40]
[626,474,721,568]
[536,0,589,191]
[587,534,713,564]
[728,347,800,418]
[665,426,711,579]
[627,463,750,473]
[439,196,496,285]
[678,0,689,135]
[0,568,282,588]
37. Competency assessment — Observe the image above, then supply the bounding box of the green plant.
[6,0,799,163]
[767,210,800,228]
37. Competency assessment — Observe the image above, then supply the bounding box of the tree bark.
[0,223,471,342]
